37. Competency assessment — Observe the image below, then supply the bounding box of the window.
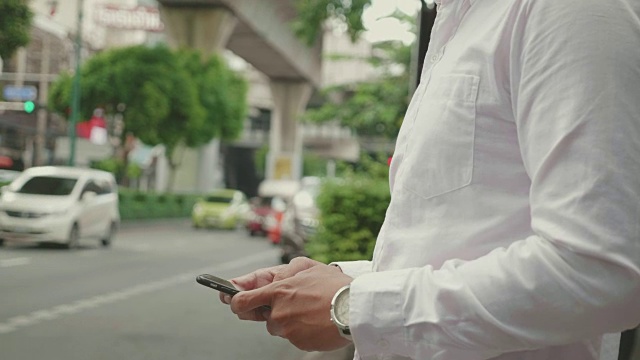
[205,196,232,204]
[17,176,78,196]
[81,180,102,196]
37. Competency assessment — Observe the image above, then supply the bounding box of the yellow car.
[191,189,249,229]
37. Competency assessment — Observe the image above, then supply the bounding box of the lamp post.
[68,0,84,166]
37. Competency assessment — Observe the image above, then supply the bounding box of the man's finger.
[231,265,287,291]
[219,292,232,305]
[265,317,283,338]
[230,285,273,315]
[272,257,322,282]
[237,308,270,322]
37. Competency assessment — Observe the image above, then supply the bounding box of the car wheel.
[101,221,117,247]
[65,223,80,249]
[0,238,4,247]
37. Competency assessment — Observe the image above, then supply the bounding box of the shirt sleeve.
[349,1,640,359]
[330,260,373,278]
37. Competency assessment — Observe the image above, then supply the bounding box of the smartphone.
[196,274,271,310]
[196,274,240,296]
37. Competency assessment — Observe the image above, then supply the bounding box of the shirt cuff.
[349,269,413,358]
[330,260,373,278]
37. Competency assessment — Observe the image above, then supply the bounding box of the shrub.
[117,189,200,221]
[306,176,390,263]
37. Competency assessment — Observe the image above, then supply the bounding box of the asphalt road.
[0,219,351,360]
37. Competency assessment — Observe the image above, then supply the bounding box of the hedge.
[306,176,391,263]
[118,188,200,221]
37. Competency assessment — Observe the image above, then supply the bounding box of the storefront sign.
[95,5,164,32]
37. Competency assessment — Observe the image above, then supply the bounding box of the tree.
[292,0,372,46]
[175,49,248,144]
[303,41,412,139]
[0,0,33,61]
[49,45,248,190]
[301,9,416,139]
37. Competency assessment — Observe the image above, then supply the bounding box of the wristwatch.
[330,284,352,341]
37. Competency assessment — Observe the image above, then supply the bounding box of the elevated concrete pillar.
[267,81,313,181]
[160,6,237,56]
[159,6,237,192]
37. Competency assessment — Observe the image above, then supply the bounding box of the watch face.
[335,286,350,325]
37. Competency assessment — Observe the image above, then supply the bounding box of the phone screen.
[196,274,240,296]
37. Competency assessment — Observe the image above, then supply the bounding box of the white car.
[0,166,120,249]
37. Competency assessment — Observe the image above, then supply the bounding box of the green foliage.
[49,45,204,158]
[302,12,415,138]
[292,0,372,46]
[0,0,33,61]
[48,45,249,190]
[303,152,327,177]
[118,188,200,220]
[90,157,143,183]
[254,145,269,178]
[307,175,390,263]
[253,146,332,178]
[304,74,409,138]
[175,49,248,144]
[306,154,390,262]
[91,158,122,174]
[48,72,73,115]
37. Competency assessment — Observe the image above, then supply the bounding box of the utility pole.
[35,37,51,166]
[68,0,84,166]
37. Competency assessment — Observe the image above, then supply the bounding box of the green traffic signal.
[23,101,35,113]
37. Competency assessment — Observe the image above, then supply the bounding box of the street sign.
[3,85,37,101]
[0,101,32,111]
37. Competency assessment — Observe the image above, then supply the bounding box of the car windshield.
[205,196,232,203]
[16,176,78,196]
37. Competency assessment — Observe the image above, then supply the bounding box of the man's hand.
[230,263,353,352]
[219,257,324,309]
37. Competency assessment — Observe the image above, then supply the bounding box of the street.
[0,219,340,360]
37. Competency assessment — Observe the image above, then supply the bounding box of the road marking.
[0,257,31,268]
[0,250,278,335]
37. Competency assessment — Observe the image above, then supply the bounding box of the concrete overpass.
[156,0,324,190]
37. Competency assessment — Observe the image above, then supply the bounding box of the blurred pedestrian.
[220,0,640,359]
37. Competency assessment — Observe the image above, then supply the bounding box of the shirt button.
[430,54,440,63]
[377,339,390,348]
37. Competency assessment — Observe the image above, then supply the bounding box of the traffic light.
[23,101,36,113]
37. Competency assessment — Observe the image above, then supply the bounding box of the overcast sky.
[363,0,424,43]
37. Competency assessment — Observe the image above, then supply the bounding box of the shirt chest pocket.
[399,74,479,199]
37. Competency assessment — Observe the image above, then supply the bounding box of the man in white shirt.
[222,0,640,359]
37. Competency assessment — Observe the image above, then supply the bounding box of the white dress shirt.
[335,0,640,359]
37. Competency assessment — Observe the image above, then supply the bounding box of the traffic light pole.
[35,35,51,166]
[68,0,84,166]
